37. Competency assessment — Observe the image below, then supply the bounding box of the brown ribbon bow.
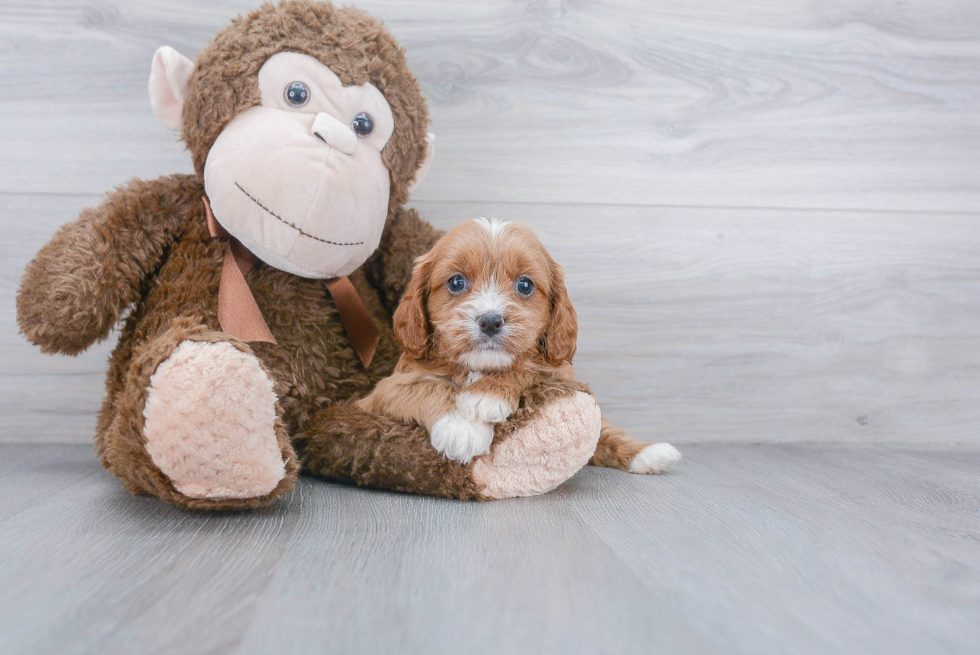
[203,197,379,368]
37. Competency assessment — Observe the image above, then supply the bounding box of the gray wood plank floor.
[0,443,977,655]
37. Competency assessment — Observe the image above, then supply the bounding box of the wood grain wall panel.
[0,1,977,210]
[4,194,978,444]
[1,1,977,443]
[418,201,980,444]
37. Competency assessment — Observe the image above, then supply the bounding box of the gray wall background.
[2,0,978,444]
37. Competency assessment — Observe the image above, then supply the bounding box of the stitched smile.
[234,182,364,246]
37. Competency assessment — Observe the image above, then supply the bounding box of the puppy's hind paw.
[430,412,495,464]
[630,443,682,474]
[456,392,514,424]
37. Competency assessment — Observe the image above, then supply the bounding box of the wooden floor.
[1,443,977,655]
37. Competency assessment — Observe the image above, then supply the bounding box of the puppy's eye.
[284,81,310,107]
[515,276,535,296]
[351,112,374,137]
[447,274,468,294]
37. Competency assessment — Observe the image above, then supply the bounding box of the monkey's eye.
[284,81,310,107]
[447,274,468,294]
[351,112,374,137]
[515,276,535,297]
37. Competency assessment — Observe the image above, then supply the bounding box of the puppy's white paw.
[456,392,514,424]
[630,443,682,474]
[430,412,495,464]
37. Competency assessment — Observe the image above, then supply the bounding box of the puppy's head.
[393,218,577,371]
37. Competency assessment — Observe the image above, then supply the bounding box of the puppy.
[358,218,681,474]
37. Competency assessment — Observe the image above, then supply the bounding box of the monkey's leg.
[588,418,682,475]
[295,378,602,500]
[98,317,298,510]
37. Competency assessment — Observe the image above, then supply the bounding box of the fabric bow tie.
[202,197,379,368]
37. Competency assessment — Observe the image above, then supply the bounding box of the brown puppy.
[359,218,681,473]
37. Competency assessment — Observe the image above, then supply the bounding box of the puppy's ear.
[542,260,578,366]
[393,254,433,359]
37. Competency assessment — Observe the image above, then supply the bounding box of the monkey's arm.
[17,174,199,356]
[365,207,444,314]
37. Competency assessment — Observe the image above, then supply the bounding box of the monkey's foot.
[143,340,287,500]
[472,391,601,499]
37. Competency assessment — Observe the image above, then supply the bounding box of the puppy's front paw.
[456,392,515,424]
[430,412,495,464]
[630,443,682,474]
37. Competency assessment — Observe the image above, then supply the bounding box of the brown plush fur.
[20,172,428,509]
[16,2,604,510]
[100,315,300,510]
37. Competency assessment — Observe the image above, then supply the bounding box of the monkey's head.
[148,1,434,279]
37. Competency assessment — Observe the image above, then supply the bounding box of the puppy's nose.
[477,313,504,336]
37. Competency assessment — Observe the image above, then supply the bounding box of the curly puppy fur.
[16,2,604,509]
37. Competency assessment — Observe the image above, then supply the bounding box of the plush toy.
[16,1,605,510]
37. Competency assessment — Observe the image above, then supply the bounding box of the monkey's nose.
[477,313,504,336]
[311,112,357,155]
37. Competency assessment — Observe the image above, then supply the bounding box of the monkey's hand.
[17,174,197,355]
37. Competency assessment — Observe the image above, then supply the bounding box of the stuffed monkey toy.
[16,1,603,510]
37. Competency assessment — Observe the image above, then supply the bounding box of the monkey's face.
[203,52,396,279]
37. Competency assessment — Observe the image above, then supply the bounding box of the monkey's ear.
[407,133,436,193]
[148,46,194,131]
